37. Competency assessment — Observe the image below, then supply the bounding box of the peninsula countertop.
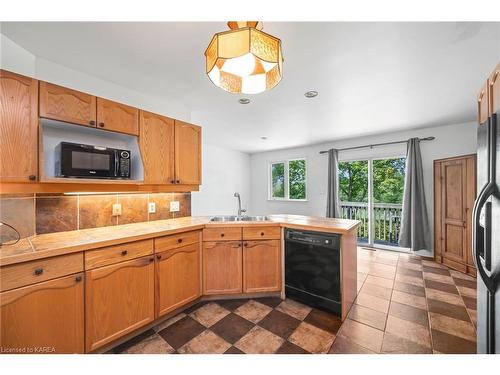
[0,215,360,266]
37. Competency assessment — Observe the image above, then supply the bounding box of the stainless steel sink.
[209,215,271,222]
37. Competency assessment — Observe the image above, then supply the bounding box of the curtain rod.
[318,136,435,154]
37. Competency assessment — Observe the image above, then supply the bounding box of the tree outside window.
[270,159,306,200]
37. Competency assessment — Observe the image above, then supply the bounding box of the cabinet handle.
[231,243,241,248]
[99,122,105,128]
[28,175,37,181]
[171,180,175,184]
[34,268,44,276]
[176,180,180,184]
[177,238,183,243]
[89,120,95,126]
[149,257,154,263]
[156,254,162,260]
[260,232,265,236]
[121,250,128,256]
[220,233,225,237]
[75,275,82,283]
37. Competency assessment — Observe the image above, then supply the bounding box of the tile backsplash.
[0,192,191,239]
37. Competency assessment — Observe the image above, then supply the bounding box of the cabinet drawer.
[155,230,200,252]
[85,239,153,270]
[203,227,242,241]
[243,226,281,240]
[0,253,83,292]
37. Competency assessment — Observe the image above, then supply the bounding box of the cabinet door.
[39,81,96,127]
[490,63,500,114]
[0,273,84,354]
[243,240,281,293]
[440,159,468,264]
[96,98,139,135]
[139,111,175,184]
[0,70,38,182]
[202,241,242,295]
[175,120,201,185]
[85,256,155,352]
[156,243,201,317]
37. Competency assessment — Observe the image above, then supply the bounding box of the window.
[269,158,307,200]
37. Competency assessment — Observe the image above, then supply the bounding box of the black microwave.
[55,142,131,179]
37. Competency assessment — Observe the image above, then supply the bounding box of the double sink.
[209,215,270,222]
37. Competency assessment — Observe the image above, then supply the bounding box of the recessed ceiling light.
[304,90,318,98]
[239,98,251,104]
[260,136,268,140]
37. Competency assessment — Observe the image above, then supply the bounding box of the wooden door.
[0,273,84,353]
[85,256,155,352]
[0,70,38,182]
[202,241,242,295]
[139,111,175,184]
[175,120,201,185]
[440,158,468,264]
[96,98,139,135]
[39,81,96,127]
[155,243,201,317]
[243,240,281,293]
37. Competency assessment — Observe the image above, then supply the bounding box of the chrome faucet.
[234,192,247,217]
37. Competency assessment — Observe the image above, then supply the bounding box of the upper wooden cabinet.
[0,70,39,182]
[96,98,139,135]
[175,120,202,185]
[139,111,175,184]
[478,80,490,125]
[490,63,500,114]
[39,81,96,127]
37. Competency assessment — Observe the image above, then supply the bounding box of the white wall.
[250,122,477,256]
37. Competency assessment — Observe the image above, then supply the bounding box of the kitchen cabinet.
[139,111,175,184]
[0,273,84,354]
[175,120,202,185]
[39,81,96,127]
[202,241,242,294]
[490,63,500,114]
[96,98,139,135]
[0,70,39,182]
[85,255,155,352]
[434,154,476,276]
[155,242,201,317]
[243,240,282,293]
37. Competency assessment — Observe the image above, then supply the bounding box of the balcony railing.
[340,202,403,246]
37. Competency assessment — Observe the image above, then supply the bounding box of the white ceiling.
[2,22,499,153]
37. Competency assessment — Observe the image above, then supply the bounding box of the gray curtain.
[326,149,341,218]
[399,138,431,251]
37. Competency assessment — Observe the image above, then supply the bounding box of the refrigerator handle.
[484,201,492,272]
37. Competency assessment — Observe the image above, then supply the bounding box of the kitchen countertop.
[0,215,359,266]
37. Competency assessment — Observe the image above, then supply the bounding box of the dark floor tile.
[258,310,301,339]
[427,298,471,322]
[453,277,477,290]
[422,266,451,276]
[255,297,283,308]
[393,281,426,297]
[381,332,432,354]
[276,341,309,354]
[210,313,254,344]
[158,316,205,349]
[224,346,245,354]
[216,299,250,311]
[389,301,429,327]
[397,267,423,279]
[328,335,375,354]
[462,296,477,310]
[431,329,476,354]
[112,329,156,353]
[304,308,343,335]
[425,279,459,295]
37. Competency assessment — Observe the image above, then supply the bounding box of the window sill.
[267,198,309,202]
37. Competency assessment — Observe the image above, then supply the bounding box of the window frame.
[268,157,308,201]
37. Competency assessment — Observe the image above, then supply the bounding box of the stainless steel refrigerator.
[473,105,500,353]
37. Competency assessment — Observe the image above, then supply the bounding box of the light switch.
[112,203,122,216]
[148,202,156,213]
[170,201,180,212]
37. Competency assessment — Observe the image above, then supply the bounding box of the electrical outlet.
[112,203,122,216]
[148,202,156,214]
[170,201,180,212]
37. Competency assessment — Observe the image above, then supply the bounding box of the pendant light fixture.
[204,21,283,94]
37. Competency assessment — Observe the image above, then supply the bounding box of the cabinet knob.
[99,122,105,128]
[156,254,162,260]
[177,238,183,243]
[261,232,265,236]
[75,275,82,283]
[221,233,225,237]
[121,250,128,256]
[34,267,44,276]
[244,242,248,247]
[171,180,175,184]
[149,257,154,263]
[28,175,37,181]
[176,180,180,184]
[89,120,95,126]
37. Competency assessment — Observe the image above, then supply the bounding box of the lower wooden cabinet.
[202,241,242,295]
[243,240,282,293]
[0,273,84,354]
[155,242,201,317]
[85,256,155,352]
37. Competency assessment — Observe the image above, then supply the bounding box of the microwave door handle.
[114,150,119,177]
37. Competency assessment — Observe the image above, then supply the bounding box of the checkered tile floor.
[110,248,477,354]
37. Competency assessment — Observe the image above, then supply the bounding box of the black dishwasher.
[285,228,341,316]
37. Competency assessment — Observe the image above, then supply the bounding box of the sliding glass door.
[339,157,406,250]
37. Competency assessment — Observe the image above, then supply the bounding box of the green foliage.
[289,159,306,199]
[338,161,368,202]
[373,158,405,204]
[271,162,285,198]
